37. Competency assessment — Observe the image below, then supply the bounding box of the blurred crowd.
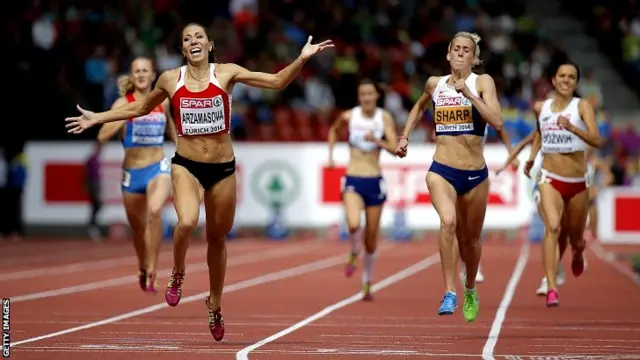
[566,0,640,96]
[6,0,640,186]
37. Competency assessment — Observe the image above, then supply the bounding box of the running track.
[2,237,640,359]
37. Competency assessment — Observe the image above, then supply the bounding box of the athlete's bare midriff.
[176,135,234,163]
[433,135,485,170]
[123,146,166,169]
[346,148,382,177]
[542,152,587,178]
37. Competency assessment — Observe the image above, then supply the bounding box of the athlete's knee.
[440,213,456,236]
[147,204,163,223]
[347,221,360,235]
[176,215,198,234]
[545,218,562,237]
[464,237,482,252]
[206,235,226,249]
[345,211,360,233]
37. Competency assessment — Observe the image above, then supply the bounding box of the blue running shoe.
[438,291,457,315]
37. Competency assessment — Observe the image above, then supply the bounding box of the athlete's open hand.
[299,36,334,61]
[65,105,99,134]
[395,136,408,158]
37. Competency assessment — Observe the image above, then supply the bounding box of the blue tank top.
[431,74,486,138]
[121,93,167,148]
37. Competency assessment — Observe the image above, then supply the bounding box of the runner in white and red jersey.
[523,61,601,307]
[65,22,334,342]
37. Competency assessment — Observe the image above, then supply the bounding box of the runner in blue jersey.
[97,56,176,293]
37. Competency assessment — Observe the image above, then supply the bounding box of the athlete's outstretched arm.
[561,99,601,148]
[96,97,128,142]
[371,111,398,155]
[473,74,503,131]
[66,71,173,133]
[228,36,333,90]
[94,72,172,124]
[327,110,350,166]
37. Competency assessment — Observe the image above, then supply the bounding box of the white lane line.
[235,253,440,360]
[10,252,349,347]
[0,239,279,281]
[10,243,320,303]
[481,241,530,360]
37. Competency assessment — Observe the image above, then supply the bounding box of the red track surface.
[2,237,640,359]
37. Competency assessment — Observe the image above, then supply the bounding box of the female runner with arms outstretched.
[66,22,333,340]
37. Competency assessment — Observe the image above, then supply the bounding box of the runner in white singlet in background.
[328,79,398,301]
[524,61,601,307]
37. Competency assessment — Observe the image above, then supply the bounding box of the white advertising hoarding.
[24,141,540,231]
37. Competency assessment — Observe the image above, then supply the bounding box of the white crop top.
[538,97,587,154]
[348,106,385,152]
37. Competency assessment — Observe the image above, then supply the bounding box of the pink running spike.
[344,263,357,278]
[344,253,358,278]
[165,270,184,307]
[206,297,225,342]
[546,289,559,307]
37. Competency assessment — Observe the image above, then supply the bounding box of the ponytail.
[117,74,134,97]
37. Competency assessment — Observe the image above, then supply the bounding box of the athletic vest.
[122,93,166,148]
[348,106,385,152]
[538,97,587,154]
[432,73,486,138]
[170,63,232,136]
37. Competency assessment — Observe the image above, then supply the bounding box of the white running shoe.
[536,277,548,296]
[476,266,485,283]
[557,266,566,286]
[460,264,485,283]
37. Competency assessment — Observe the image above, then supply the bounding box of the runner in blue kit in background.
[97,56,176,293]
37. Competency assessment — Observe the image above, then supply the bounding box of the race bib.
[160,157,170,172]
[122,170,131,187]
